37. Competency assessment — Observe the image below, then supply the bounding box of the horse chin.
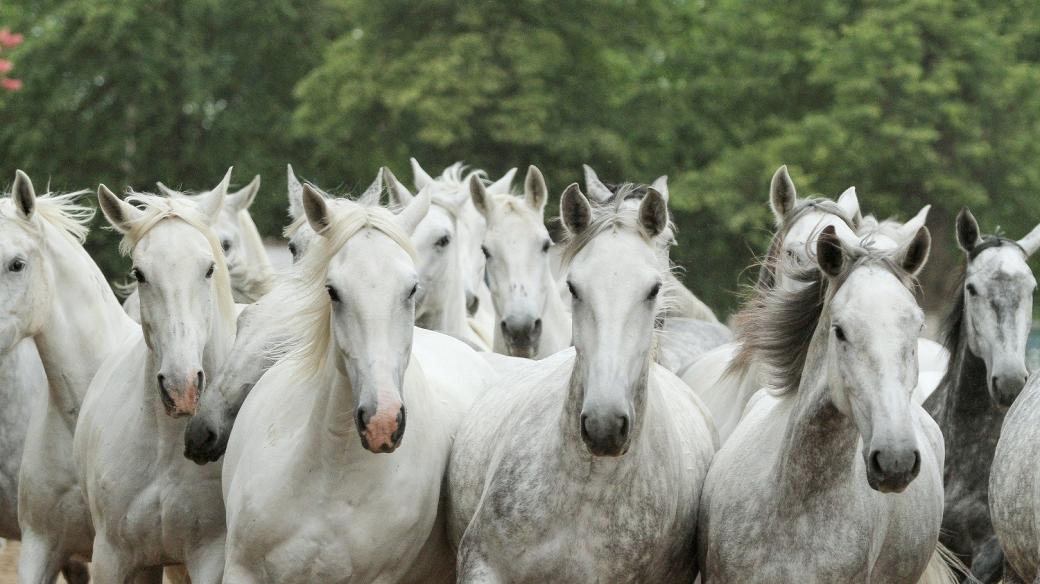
[865,468,915,494]
[505,341,537,359]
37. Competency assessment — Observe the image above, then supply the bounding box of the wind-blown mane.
[0,189,94,244]
[277,201,417,376]
[733,248,915,394]
[756,197,856,292]
[557,188,678,337]
[422,162,487,216]
[113,193,236,330]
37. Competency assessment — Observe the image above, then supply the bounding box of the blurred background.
[0,0,1038,358]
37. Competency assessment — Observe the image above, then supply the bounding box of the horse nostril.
[911,449,921,476]
[533,319,542,335]
[869,450,883,474]
[618,414,629,440]
[157,374,166,391]
[580,414,590,441]
[356,405,373,432]
[196,371,205,393]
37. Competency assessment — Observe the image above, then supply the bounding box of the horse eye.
[408,283,419,300]
[833,325,847,342]
[288,242,298,260]
[481,245,491,260]
[131,267,146,284]
[221,239,232,254]
[567,281,580,301]
[326,285,340,303]
[647,282,662,301]
[205,263,215,279]
[542,240,552,253]
[966,283,978,297]
[8,258,25,273]
[435,235,451,248]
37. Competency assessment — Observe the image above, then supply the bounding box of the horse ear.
[155,181,181,198]
[228,175,261,213]
[358,171,383,206]
[560,183,592,235]
[956,207,981,253]
[899,225,931,277]
[638,187,669,239]
[836,186,861,229]
[582,164,613,203]
[769,165,796,224]
[651,175,669,203]
[199,167,232,225]
[382,166,414,208]
[897,204,930,242]
[411,158,435,191]
[816,225,845,278]
[469,174,491,219]
[1017,222,1040,258]
[287,164,304,219]
[395,185,432,236]
[98,184,143,234]
[524,165,547,213]
[12,170,36,220]
[487,167,516,195]
[302,183,332,235]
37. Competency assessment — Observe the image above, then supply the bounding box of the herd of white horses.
[0,159,1037,583]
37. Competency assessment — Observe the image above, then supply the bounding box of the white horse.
[73,173,237,582]
[697,224,956,583]
[122,173,273,319]
[222,179,493,583]
[410,159,515,346]
[469,166,571,358]
[582,164,720,323]
[2,171,138,584]
[448,184,716,582]
[384,166,489,349]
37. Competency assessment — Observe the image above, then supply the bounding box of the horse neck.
[926,318,1002,481]
[539,268,572,356]
[34,231,137,413]
[774,311,860,500]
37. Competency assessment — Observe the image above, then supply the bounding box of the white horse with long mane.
[448,183,716,582]
[698,224,956,582]
[0,171,139,584]
[73,172,238,582]
[222,177,493,583]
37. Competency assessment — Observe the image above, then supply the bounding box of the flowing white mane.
[423,162,486,216]
[277,200,418,376]
[0,189,94,244]
[114,192,237,329]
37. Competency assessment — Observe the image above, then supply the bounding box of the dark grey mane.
[732,250,914,394]
[755,197,856,292]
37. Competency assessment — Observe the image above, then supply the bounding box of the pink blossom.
[0,29,24,49]
[2,78,23,91]
[0,59,11,74]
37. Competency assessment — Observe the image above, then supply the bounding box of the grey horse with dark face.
[924,208,1038,583]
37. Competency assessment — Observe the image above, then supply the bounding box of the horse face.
[962,245,1035,408]
[568,230,661,457]
[410,204,458,322]
[133,220,221,418]
[0,172,49,351]
[326,228,418,454]
[819,226,930,494]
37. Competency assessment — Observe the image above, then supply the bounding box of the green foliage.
[1,0,1039,318]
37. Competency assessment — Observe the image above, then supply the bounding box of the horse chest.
[470,457,695,582]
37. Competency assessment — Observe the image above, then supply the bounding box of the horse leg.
[163,565,190,584]
[17,530,66,584]
[91,534,135,584]
[131,566,163,584]
[457,551,503,584]
[59,560,90,584]
[185,537,225,584]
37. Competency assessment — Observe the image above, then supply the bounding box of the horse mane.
[276,200,417,377]
[732,247,915,394]
[0,189,94,244]
[557,186,678,333]
[755,196,855,293]
[115,193,237,330]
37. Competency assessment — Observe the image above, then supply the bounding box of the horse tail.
[917,542,971,584]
